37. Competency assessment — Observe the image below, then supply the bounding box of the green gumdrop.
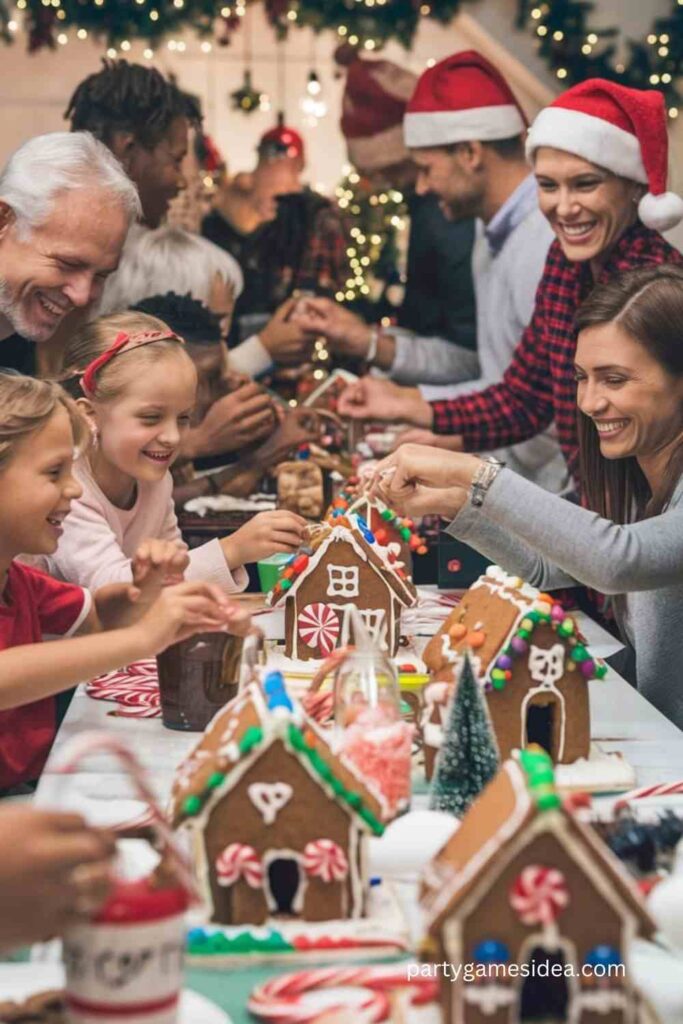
[207,772,226,790]
[516,628,531,640]
[537,791,561,812]
[280,578,292,591]
[381,508,393,521]
[492,675,506,691]
[558,618,574,637]
[400,527,412,541]
[572,645,589,662]
[183,794,202,816]
[595,663,608,679]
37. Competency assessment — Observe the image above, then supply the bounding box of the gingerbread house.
[171,674,386,926]
[421,566,605,773]
[421,748,658,1024]
[328,484,428,573]
[302,369,363,452]
[267,518,418,661]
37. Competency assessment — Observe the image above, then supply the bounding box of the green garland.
[13,0,463,50]
[266,0,463,49]
[517,0,682,116]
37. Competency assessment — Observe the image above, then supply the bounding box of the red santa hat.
[404,50,527,149]
[341,58,417,173]
[526,79,683,232]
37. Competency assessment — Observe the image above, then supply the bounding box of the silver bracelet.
[365,326,379,363]
[470,456,505,508]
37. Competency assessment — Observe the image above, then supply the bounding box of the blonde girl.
[46,311,306,593]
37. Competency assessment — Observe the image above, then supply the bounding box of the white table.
[35,605,683,818]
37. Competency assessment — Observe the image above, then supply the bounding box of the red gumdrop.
[447,559,462,573]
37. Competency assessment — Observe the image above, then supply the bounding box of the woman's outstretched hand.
[367,443,481,520]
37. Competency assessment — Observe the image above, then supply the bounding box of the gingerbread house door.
[515,939,578,1022]
[522,690,566,763]
[264,851,305,917]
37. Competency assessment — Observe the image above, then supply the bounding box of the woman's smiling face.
[534,148,641,265]
[575,320,683,461]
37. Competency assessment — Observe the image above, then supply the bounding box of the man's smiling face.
[0,186,128,342]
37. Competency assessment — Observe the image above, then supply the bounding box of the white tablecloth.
[35,604,683,819]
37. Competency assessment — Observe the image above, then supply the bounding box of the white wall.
[0,4,551,192]
[0,0,679,247]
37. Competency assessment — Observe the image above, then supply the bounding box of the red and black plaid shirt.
[431,222,682,481]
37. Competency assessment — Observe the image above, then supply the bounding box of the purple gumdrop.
[580,659,596,678]
[496,654,513,671]
[511,636,528,655]
[484,681,493,692]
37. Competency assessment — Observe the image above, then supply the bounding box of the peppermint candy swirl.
[215,843,263,889]
[298,603,340,657]
[510,865,569,926]
[302,839,348,883]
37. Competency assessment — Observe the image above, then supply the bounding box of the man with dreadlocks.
[65,58,201,229]
[202,120,349,355]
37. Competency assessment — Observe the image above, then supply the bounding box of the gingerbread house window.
[359,609,386,644]
[327,564,360,598]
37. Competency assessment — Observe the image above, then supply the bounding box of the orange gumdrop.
[466,630,486,649]
[449,622,467,641]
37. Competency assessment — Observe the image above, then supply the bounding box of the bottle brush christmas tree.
[429,655,500,817]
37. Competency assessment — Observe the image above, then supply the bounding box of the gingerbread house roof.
[421,749,655,939]
[422,565,606,687]
[266,519,418,610]
[170,678,387,834]
[302,368,358,408]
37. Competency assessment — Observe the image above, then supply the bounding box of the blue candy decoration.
[473,939,510,964]
[353,513,375,544]
[585,945,622,968]
[263,670,294,712]
[296,446,311,460]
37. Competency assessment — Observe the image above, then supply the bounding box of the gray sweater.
[447,469,683,729]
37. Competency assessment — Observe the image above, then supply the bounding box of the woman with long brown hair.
[370,264,683,727]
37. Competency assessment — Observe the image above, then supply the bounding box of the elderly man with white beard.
[0,131,140,375]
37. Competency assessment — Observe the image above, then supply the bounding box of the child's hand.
[132,538,189,592]
[0,806,115,951]
[136,581,252,654]
[221,510,307,568]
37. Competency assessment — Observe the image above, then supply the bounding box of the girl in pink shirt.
[47,312,306,593]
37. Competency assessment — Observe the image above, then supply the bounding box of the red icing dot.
[447,559,462,573]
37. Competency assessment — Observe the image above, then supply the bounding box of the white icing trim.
[247,782,293,825]
[272,524,416,610]
[463,984,515,1014]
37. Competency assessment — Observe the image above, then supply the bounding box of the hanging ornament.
[300,69,327,127]
[230,69,267,114]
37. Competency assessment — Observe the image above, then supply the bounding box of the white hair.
[0,130,141,238]
[99,224,244,315]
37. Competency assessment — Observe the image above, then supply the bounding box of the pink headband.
[80,329,184,398]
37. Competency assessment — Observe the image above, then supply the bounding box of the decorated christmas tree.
[429,656,499,818]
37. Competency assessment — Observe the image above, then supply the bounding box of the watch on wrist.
[469,456,505,508]
[365,326,379,363]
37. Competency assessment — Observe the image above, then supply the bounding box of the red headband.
[80,329,184,398]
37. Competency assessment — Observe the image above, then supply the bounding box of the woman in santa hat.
[339,75,683,487]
